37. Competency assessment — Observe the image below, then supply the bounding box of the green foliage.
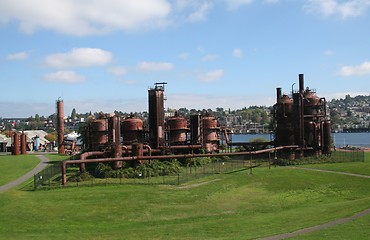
[69,171,93,182]
[94,163,114,178]
[92,160,181,179]
[44,131,57,142]
[186,157,213,166]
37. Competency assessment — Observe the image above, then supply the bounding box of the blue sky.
[1,0,370,118]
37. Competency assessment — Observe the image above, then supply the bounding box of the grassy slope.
[299,152,370,175]
[0,155,40,186]
[0,165,369,240]
[287,152,370,239]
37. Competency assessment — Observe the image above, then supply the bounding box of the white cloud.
[202,54,218,61]
[43,70,86,83]
[178,52,190,60]
[225,0,254,10]
[45,48,112,69]
[199,69,224,82]
[304,0,370,19]
[264,0,280,4]
[6,51,29,60]
[108,66,128,76]
[324,49,334,56]
[338,61,370,76]
[232,48,243,58]
[137,61,174,71]
[0,0,171,36]
[187,2,213,22]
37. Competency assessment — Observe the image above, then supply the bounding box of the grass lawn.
[0,155,40,186]
[290,213,370,239]
[1,163,370,239]
[297,152,370,176]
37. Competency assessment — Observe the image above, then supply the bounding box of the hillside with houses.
[0,94,369,148]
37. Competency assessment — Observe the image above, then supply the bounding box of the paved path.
[0,155,50,193]
[259,166,370,239]
[259,208,370,240]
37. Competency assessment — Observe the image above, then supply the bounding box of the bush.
[94,163,114,178]
[68,171,93,182]
[186,157,213,166]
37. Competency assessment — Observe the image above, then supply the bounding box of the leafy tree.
[71,108,77,120]
[45,132,57,142]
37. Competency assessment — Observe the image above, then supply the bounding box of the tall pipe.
[110,115,122,169]
[299,74,304,93]
[79,151,105,172]
[12,132,20,155]
[21,132,27,155]
[62,145,299,185]
[148,83,165,148]
[276,88,282,102]
[56,98,65,154]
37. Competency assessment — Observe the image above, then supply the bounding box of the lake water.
[229,132,370,148]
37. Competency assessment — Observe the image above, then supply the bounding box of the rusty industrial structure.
[11,131,27,155]
[274,74,331,159]
[56,98,65,154]
[59,74,332,185]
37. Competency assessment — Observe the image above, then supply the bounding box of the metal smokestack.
[57,98,65,154]
[12,132,20,155]
[21,132,27,155]
[276,88,282,102]
[299,74,304,93]
[148,83,166,148]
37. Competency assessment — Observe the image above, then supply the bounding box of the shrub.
[94,163,114,178]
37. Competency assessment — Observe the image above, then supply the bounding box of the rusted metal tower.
[56,98,65,154]
[148,82,166,149]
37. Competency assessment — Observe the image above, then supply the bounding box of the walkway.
[259,166,370,239]
[0,155,50,193]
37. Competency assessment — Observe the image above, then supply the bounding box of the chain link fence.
[34,163,61,189]
[34,149,365,190]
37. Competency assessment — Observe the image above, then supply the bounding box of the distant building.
[23,130,50,151]
[0,134,11,152]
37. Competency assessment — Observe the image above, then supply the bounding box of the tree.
[45,132,57,142]
[71,108,77,120]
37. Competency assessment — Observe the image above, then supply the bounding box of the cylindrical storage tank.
[12,132,20,155]
[275,94,294,147]
[202,116,219,142]
[322,120,331,154]
[304,90,321,115]
[167,115,188,145]
[121,117,143,144]
[90,119,108,151]
[202,115,219,152]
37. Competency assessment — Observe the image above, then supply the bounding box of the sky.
[1,0,370,118]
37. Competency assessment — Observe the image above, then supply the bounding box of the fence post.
[177,169,180,185]
[249,154,253,175]
[34,174,36,190]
